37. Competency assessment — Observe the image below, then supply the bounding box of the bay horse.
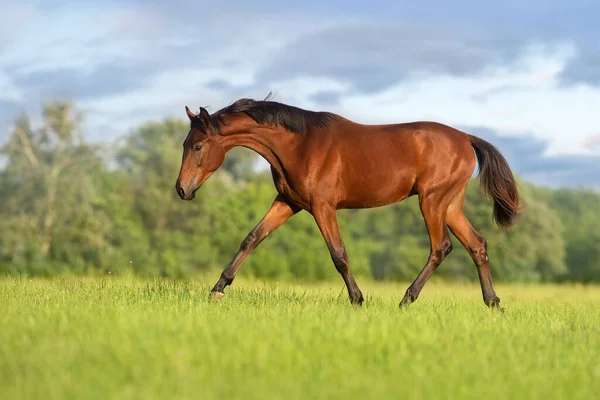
[175,94,521,309]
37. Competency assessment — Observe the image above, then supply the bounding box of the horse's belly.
[336,166,416,209]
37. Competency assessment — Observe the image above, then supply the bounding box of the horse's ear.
[185,106,196,121]
[198,107,211,129]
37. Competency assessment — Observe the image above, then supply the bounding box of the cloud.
[2,0,600,190]
[10,63,154,101]
[559,44,600,86]
[0,5,37,52]
[255,21,525,94]
[205,79,233,92]
[310,91,343,106]
[0,2,345,130]
[582,134,600,153]
[275,42,598,158]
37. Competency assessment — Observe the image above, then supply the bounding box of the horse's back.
[320,119,476,208]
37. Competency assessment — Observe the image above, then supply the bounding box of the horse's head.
[175,106,226,200]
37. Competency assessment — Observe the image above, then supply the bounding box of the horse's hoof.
[209,291,225,302]
[399,296,415,309]
[486,297,503,312]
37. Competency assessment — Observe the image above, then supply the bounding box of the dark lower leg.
[211,254,245,293]
[312,203,364,305]
[210,195,298,296]
[400,197,452,308]
[465,235,501,308]
[476,262,501,308]
[447,210,502,309]
[333,251,364,305]
[400,238,452,306]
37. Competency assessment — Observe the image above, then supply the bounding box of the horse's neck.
[221,127,297,175]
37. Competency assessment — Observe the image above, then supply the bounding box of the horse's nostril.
[178,187,185,198]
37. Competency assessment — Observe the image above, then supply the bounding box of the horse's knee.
[431,237,453,264]
[470,238,489,266]
[442,238,453,258]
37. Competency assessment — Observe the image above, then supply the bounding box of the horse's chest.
[270,167,308,209]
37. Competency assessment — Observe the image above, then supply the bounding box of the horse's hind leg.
[446,189,502,309]
[399,192,454,308]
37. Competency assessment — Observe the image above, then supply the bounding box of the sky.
[1,0,599,189]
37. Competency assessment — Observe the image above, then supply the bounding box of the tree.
[549,189,600,282]
[0,101,112,275]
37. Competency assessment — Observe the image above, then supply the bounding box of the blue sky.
[1,1,599,189]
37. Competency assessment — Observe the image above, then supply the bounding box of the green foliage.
[548,188,600,282]
[0,102,111,275]
[0,100,599,282]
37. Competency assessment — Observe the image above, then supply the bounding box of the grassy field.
[1,275,599,400]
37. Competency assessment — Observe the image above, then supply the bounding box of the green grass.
[1,276,600,400]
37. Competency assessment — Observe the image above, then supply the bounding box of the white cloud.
[0,7,124,72]
[78,63,257,130]
[271,41,599,156]
[2,2,599,162]
[260,76,352,104]
[74,35,600,160]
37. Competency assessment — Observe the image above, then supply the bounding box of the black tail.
[468,135,522,228]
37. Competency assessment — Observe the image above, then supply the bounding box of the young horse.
[175,94,521,309]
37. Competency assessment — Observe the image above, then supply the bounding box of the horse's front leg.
[311,202,364,305]
[210,194,300,300]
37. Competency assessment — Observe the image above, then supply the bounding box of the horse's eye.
[194,145,202,152]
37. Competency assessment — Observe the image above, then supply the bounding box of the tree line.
[1,100,599,283]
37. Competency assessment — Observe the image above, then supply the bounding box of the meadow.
[1,275,599,400]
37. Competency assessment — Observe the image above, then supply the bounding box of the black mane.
[204,93,340,134]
